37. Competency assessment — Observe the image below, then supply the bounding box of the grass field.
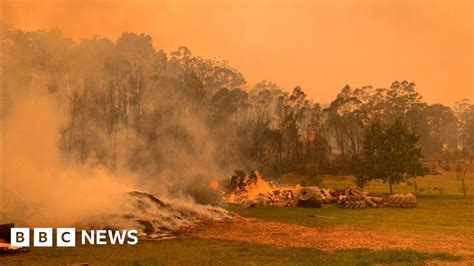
[0,238,461,265]
[236,165,474,236]
[2,166,473,265]
[230,194,474,236]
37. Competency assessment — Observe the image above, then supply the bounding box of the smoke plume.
[1,96,136,226]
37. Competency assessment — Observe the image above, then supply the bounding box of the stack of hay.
[386,193,417,208]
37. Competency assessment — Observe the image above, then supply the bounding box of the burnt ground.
[189,218,474,257]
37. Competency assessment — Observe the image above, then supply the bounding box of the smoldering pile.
[78,191,233,240]
[219,170,416,209]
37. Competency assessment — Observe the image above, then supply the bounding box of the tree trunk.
[461,177,466,198]
[461,169,467,198]
[389,179,393,195]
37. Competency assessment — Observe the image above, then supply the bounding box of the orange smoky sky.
[2,0,473,105]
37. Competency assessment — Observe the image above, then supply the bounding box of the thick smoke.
[0,89,228,228]
[0,26,234,227]
[1,96,136,226]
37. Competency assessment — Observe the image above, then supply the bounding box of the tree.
[455,99,474,163]
[455,163,467,198]
[360,119,426,194]
[4,24,472,196]
[384,80,422,121]
[324,85,365,158]
[405,103,457,158]
[171,46,246,96]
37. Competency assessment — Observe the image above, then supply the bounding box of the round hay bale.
[387,193,417,208]
[295,187,322,208]
[338,195,368,209]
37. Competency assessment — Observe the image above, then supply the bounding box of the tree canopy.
[1,24,472,189]
[356,120,426,194]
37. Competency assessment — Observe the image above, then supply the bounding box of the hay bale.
[387,193,417,208]
[294,187,322,208]
[338,195,367,209]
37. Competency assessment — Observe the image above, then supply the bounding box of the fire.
[307,132,317,142]
[0,242,23,251]
[244,171,277,199]
[0,242,16,249]
[221,171,387,209]
[222,170,302,207]
[0,243,12,248]
[209,179,220,190]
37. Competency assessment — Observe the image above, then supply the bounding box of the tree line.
[2,24,473,184]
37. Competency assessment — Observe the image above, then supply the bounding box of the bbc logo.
[11,228,76,247]
[11,228,138,247]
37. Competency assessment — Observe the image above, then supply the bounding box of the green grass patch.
[319,168,474,196]
[229,194,474,236]
[0,238,461,265]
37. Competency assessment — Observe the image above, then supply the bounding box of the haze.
[2,0,473,105]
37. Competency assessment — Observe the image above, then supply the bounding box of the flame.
[209,179,219,190]
[223,170,301,205]
[245,171,301,199]
[307,132,317,141]
[0,242,22,250]
[245,171,277,199]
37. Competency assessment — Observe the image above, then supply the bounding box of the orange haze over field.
[2,0,473,105]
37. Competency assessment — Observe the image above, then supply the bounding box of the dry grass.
[192,218,474,256]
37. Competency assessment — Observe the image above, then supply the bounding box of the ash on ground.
[79,191,233,240]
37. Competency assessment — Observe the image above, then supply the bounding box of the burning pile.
[221,170,301,207]
[221,170,329,208]
[0,224,29,255]
[0,242,29,255]
[220,171,412,209]
[0,242,28,255]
